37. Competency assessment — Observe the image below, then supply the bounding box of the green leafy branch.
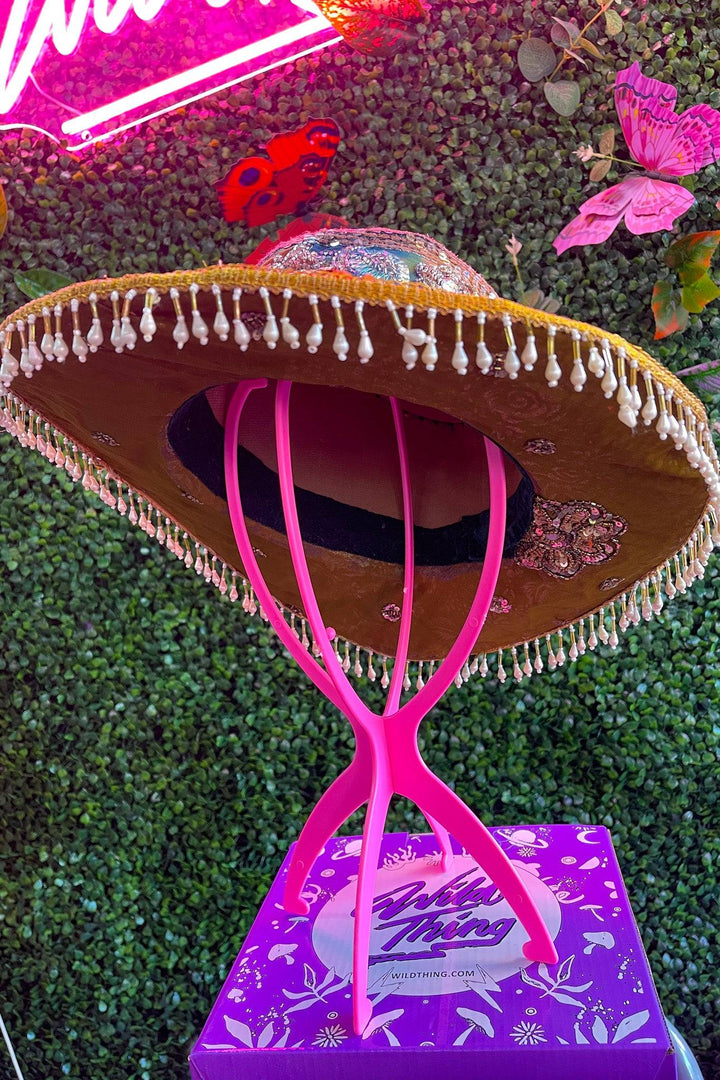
[517,0,624,117]
[505,235,561,313]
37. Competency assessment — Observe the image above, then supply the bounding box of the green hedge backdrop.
[1,2,719,1077]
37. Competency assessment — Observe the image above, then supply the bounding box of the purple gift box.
[189,826,675,1080]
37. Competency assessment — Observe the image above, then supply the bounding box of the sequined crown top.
[256,227,498,297]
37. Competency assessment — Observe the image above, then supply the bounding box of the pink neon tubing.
[224,379,558,1035]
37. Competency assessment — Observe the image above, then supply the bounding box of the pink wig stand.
[224,378,558,1036]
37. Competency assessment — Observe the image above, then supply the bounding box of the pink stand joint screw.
[224,378,558,1036]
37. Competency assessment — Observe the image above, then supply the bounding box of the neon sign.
[0,0,341,149]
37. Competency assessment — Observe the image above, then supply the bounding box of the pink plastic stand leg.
[224,378,558,1036]
[283,736,370,916]
[283,728,452,916]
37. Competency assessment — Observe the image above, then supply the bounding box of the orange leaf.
[664,230,720,285]
[652,281,689,339]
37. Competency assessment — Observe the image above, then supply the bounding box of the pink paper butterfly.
[553,63,720,255]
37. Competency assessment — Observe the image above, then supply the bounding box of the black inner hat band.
[167,390,534,566]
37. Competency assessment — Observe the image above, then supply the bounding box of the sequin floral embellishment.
[239,312,267,340]
[91,430,119,446]
[490,596,512,614]
[382,603,401,622]
[515,498,627,579]
[523,439,557,455]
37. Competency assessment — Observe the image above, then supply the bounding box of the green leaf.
[543,80,581,116]
[652,280,689,339]
[562,49,589,68]
[550,18,580,48]
[517,38,557,82]
[604,9,623,35]
[522,287,543,308]
[681,272,720,314]
[14,268,74,300]
[679,175,696,193]
[664,230,720,285]
[521,287,561,314]
[577,36,603,60]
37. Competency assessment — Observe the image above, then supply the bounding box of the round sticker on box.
[312,855,561,997]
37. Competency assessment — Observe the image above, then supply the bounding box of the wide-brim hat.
[1,227,718,681]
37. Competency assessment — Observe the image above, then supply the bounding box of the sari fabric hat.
[3,226,720,1035]
[1,227,718,681]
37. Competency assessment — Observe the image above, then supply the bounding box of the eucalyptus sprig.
[505,235,561,313]
[517,0,625,117]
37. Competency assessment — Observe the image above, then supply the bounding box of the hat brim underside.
[1,267,717,667]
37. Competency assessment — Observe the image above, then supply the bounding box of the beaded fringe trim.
[0,266,706,416]
[1,273,719,687]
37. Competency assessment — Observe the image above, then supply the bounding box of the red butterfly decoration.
[314,0,429,55]
[216,119,341,228]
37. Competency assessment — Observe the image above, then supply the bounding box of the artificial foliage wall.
[1,2,719,1078]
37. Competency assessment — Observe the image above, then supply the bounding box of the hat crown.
[255,226,497,296]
